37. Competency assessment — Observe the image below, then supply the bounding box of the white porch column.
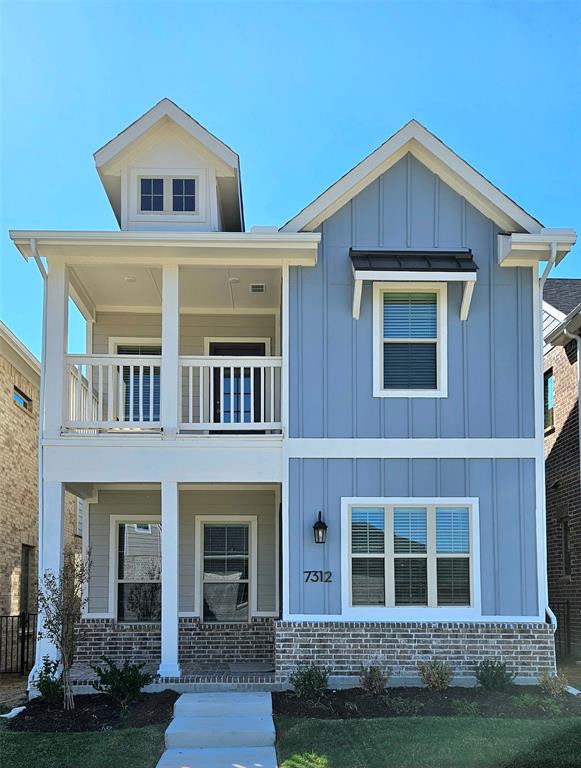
[158,481,181,678]
[44,262,68,439]
[30,481,65,686]
[161,264,179,439]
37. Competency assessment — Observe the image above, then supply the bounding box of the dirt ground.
[0,674,28,710]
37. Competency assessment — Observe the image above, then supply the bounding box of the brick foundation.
[74,617,274,667]
[274,621,556,681]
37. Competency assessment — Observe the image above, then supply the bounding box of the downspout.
[538,241,558,663]
[29,238,48,690]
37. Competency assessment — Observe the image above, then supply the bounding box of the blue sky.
[0,0,579,359]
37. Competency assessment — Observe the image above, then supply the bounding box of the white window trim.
[194,515,258,621]
[108,337,162,355]
[203,337,272,355]
[129,167,207,224]
[340,496,481,621]
[138,175,198,215]
[372,281,448,398]
[107,514,161,623]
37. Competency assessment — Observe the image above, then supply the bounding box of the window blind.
[351,508,385,554]
[382,292,438,390]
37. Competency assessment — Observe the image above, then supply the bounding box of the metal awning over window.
[350,249,478,321]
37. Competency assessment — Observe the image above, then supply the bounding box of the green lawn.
[0,722,166,768]
[275,716,581,768]
[2,715,580,768]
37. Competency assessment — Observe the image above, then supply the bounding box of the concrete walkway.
[156,691,277,768]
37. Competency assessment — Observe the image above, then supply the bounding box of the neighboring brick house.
[0,320,80,617]
[543,279,581,659]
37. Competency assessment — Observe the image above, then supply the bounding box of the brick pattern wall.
[74,617,274,666]
[179,618,274,664]
[0,353,81,615]
[544,340,581,657]
[74,619,162,664]
[274,621,556,680]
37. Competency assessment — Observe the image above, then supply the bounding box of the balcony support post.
[45,262,69,438]
[158,480,181,678]
[161,264,179,439]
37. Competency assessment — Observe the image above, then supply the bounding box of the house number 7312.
[303,570,333,583]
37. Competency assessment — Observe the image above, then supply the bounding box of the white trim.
[203,337,272,355]
[352,279,363,320]
[94,98,239,170]
[281,119,543,234]
[372,282,448,398]
[460,280,476,322]
[284,438,538,459]
[340,496,481,621]
[498,230,576,267]
[136,172,200,217]
[193,515,258,620]
[532,269,549,619]
[108,336,162,354]
[543,301,566,324]
[282,613,545,623]
[354,270,476,283]
[107,514,161,620]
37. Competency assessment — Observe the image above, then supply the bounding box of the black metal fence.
[0,613,37,674]
[552,601,572,659]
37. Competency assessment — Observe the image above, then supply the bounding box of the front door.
[209,342,266,426]
[202,523,250,622]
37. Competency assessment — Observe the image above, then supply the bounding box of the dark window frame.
[544,369,554,431]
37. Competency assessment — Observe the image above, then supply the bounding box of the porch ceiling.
[69,264,281,312]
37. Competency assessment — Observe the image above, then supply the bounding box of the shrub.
[91,656,153,708]
[475,659,515,691]
[538,672,569,697]
[34,656,63,705]
[289,664,329,702]
[384,695,424,716]
[451,699,480,716]
[511,693,562,717]
[359,664,392,696]
[418,659,453,692]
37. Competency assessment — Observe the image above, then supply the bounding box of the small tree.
[37,546,90,710]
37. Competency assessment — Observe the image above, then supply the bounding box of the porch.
[66,484,280,680]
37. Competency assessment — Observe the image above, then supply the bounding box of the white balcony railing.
[179,356,282,432]
[63,354,282,434]
[65,354,162,431]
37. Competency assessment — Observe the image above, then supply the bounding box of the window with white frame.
[139,176,197,214]
[373,283,447,397]
[349,502,472,608]
[117,521,161,622]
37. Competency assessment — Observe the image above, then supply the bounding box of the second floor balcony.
[65,352,282,434]
[10,231,320,441]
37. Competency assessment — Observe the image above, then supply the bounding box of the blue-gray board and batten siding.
[288,458,538,618]
[288,153,535,439]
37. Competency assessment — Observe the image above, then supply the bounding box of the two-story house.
[10,99,576,689]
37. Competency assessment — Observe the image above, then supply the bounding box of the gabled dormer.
[94,98,243,232]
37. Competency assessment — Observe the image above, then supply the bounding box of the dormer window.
[139,176,197,214]
[172,178,196,212]
[140,178,164,211]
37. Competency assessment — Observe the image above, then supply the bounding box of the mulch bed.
[272,686,581,719]
[7,690,179,733]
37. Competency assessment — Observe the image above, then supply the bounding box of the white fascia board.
[545,304,581,346]
[0,320,40,374]
[281,119,543,234]
[352,270,476,282]
[94,98,239,170]
[543,301,566,323]
[498,230,577,267]
[9,230,320,266]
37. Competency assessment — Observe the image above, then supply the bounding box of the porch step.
[166,714,276,749]
[174,691,273,718]
[156,746,278,768]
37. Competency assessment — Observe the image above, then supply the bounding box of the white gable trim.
[281,120,543,235]
[94,98,239,170]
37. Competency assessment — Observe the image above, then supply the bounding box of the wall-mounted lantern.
[313,511,328,544]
